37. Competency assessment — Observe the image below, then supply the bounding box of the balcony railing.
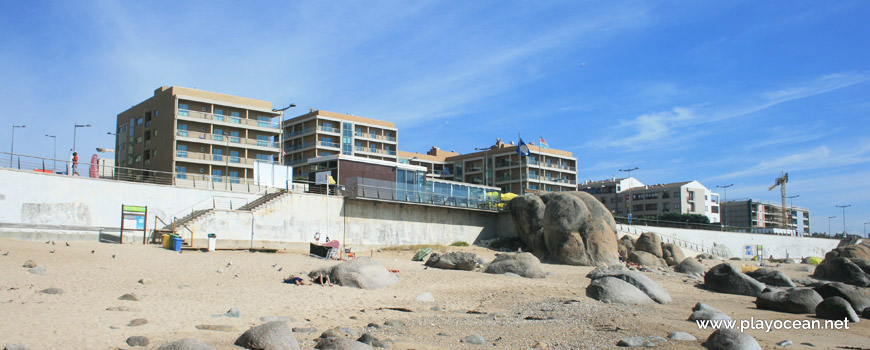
[319,126,340,133]
[320,141,340,148]
[285,127,314,137]
[353,132,397,142]
[177,109,280,129]
[175,150,257,165]
[354,146,397,156]
[285,142,315,152]
[176,130,280,149]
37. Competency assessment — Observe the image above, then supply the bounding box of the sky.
[1,1,868,235]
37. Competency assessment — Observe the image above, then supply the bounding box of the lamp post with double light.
[73,123,92,154]
[836,204,851,235]
[10,124,26,167]
[828,216,837,237]
[45,134,56,173]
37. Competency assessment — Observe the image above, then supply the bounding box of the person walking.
[71,152,80,176]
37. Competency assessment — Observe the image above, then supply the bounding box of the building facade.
[115,86,282,184]
[282,110,398,179]
[721,199,810,235]
[578,177,720,223]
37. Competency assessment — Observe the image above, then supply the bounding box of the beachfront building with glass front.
[115,86,282,185]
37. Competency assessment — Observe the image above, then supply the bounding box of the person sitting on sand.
[283,275,310,285]
[312,272,333,286]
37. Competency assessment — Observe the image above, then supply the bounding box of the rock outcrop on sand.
[424,252,477,271]
[314,337,373,349]
[813,282,870,312]
[815,297,860,323]
[157,339,216,350]
[675,258,704,275]
[704,263,765,297]
[634,232,663,258]
[813,257,870,287]
[309,257,398,290]
[688,302,731,322]
[824,240,870,261]
[587,266,671,304]
[586,266,670,304]
[628,251,665,268]
[235,321,300,350]
[629,232,686,266]
[507,192,620,266]
[483,252,546,278]
[662,243,685,266]
[702,329,762,350]
[745,268,796,287]
[755,288,823,314]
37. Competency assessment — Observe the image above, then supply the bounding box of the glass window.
[229,170,240,184]
[212,148,223,161]
[176,166,187,179]
[212,169,222,182]
[178,104,189,116]
[177,123,188,137]
[257,134,270,147]
[231,111,241,124]
[137,118,143,125]
[214,109,224,121]
[230,130,240,143]
[230,150,240,163]
[256,154,271,161]
[257,115,270,127]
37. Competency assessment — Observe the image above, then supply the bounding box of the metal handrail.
[617,224,729,257]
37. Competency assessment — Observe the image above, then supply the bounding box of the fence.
[344,177,502,211]
[618,224,730,257]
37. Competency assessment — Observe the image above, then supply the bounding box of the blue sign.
[627,213,632,223]
[745,245,752,256]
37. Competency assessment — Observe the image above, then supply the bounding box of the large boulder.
[702,329,761,350]
[813,282,870,313]
[585,277,653,304]
[745,268,796,287]
[824,241,870,261]
[662,243,685,266]
[587,266,671,304]
[688,302,731,322]
[508,192,620,267]
[813,257,870,287]
[755,288,823,314]
[815,297,860,323]
[310,257,398,290]
[424,252,477,271]
[157,339,216,350]
[634,232,663,258]
[675,258,705,275]
[484,252,545,278]
[617,235,635,259]
[704,263,766,297]
[234,321,299,350]
[628,251,665,268]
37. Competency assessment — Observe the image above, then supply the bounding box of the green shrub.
[449,241,469,247]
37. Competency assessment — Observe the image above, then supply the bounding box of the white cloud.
[709,141,870,181]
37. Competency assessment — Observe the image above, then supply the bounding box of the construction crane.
[768,171,789,228]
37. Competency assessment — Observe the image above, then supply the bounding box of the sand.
[1,238,868,349]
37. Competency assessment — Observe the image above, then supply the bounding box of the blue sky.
[1,1,868,235]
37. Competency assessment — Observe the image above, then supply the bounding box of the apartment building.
[721,199,810,235]
[115,86,282,184]
[578,177,720,223]
[282,110,398,179]
[400,139,578,194]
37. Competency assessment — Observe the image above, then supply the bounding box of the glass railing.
[320,141,340,148]
[174,151,256,165]
[286,128,312,137]
[177,109,280,129]
[176,130,280,149]
[345,177,502,211]
[319,126,340,133]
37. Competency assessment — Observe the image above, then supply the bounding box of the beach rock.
[415,292,435,302]
[484,252,546,278]
[863,306,870,319]
[776,340,793,347]
[586,277,653,304]
[126,336,149,347]
[357,333,386,348]
[424,252,477,271]
[22,260,36,268]
[617,336,667,347]
[225,307,241,317]
[667,331,697,341]
[628,251,665,268]
[617,235,635,259]
[746,268,795,287]
[704,263,765,297]
[634,232,663,258]
[195,324,235,332]
[697,253,714,260]
[235,321,300,350]
[815,297,860,322]
[792,277,823,287]
[824,241,870,261]
[688,302,731,322]
[314,337,372,350]
[813,257,870,287]
[383,320,405,327]
[813,282,870,312]
[310,257,398,290]
[119,293,141,301]
[128,318,148,327]
[157,339,216,350]
[755,288,822,314]
[509,192,621,267]
[4,344,28,350]
[702,329,761,350]
[662,243,685,266]
[292,327,317,334]
[39,287,63,295]
[461,334,486,345]
[675,258,705,275]
[261,316,294,323]
[27,267,45,275]
[587,267,671,304]
[138,278,154,285]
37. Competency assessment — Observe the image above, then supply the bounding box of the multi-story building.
[400,139,578,194]
[282,110,398,179]
[115,86,282,184]
[721,199,810,235]
[578,177,721,223]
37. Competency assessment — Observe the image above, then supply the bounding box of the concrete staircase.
[237,189,288,211]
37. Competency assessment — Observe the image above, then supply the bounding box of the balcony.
[175,150,257,167]
[495,160,514,169]
[319,126,340,134]
[320,141,340,148]
[177,109,280,129]
[354,131,397,143]
[285,127,314,138]
[285,141,315,152]
[354,146,397,156]
[176,130,280,149]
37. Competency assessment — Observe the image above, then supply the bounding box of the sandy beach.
[1,237,868,349]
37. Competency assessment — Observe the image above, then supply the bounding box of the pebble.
[22,260,37,268]
[138,278,154,285]
[437,332,450,337]
[461,334,486,345]
[430,306,442,311]
[532,341,548,348]
[801,342,815,347]
[777,340,793,346]
[118,293,140,301]
[384,320,405,327]
[358,333,387,348]
[292,327,317,334]
[126,336,149,347]
[415,292,435,302]
[3,344,28,350]
[128,318,148,327]
[667,331,696,341]
[39,287,64,295]
[27,267,46,276]
[366,323,381,329]
[617,336,667,347]
[109,326,120,329]
[225,307,241,317]
[195,324,235,332]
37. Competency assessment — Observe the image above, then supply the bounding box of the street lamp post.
[73,123,92,154]
[828,216,836,236]
[716,184,734,230]
[619,167,639,222]
[474,147,490,187]
[836,204,851,235]
[45,134,56,173]
[272,103,296,167]
[11,124,26,166]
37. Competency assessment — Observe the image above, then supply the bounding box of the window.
[663,203,670,210]
[257,134,270,147]
[688,203,695,211]
[687,191,695,200]
[214,129,223,141]
[231,111,241,124]
[212,169,222,182]
[645,203,657,210]
[712,206,719,213]
[645,192,657,199]
[154,109,159,117]
[230,130,240,143]
[229,171,240,184]
[214,109,224,122]
[632,193,643,200]
[674,191,680,198]
[177,124,188,137]
[257,115,271,127]
[176,166,187,179]
[230,150,240,163]
[256,154,271,162]
[633,204,644,211]
[342,122,352,155]
[137,118,143,125]
[176,145,188,158]
[213,148,224,161]
[179,103,189,116]
[662,192,670,199]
